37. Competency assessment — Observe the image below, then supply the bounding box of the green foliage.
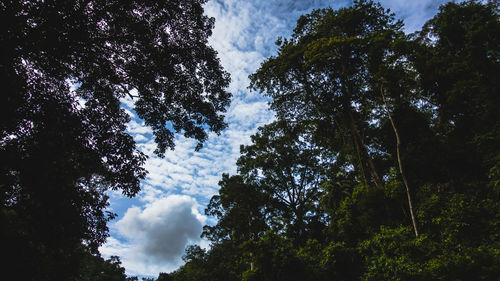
[75,251,130,281]
[359,226,434,281]
[414,0,500,181]
[170,243,243,281]
[170,1,500,281]
[359,225,500,281]
[249,0,408,191]
[203,174,269,243]
[12,0,493,280]
[244,232,307,281]
[205,120,332,246]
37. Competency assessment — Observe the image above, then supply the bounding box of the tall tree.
[249,0,421,234]
[237,120,332,244]
[1,0,231,154]
[249,0,403,190]
[206,121,332,246]
[203,174,269,244]
[0,0,230,280]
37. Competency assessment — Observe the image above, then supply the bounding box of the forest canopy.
[167,1,500,280]
[1,0,499,280]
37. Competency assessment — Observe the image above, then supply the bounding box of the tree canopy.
[3,0,500,280]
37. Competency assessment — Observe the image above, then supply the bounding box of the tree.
[236,120,332,244]
[249,0,421,236]
[75,250,130,281]
[157,272,175,281]
[205,120,331,247]
[203,174,269,244]
[169,243,242,281]
[250,0,402,190]
[0,0,230,280]
[414,0,500,181]
[1,0,231,155]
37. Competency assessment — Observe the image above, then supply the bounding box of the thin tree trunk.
[380,86,419,237]
[348,112,384,189]
[351,123,369,187]
[340,65,384,189]
[250,252,254,271]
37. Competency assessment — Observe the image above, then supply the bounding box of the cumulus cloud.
[101,195,205,276]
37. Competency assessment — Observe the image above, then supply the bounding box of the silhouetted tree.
[0,0,230,280]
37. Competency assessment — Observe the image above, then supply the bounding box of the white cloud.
[120,95,136,110]
[101,195,205,276]
[227,99,272,129]
[204,0,338,95]
[127,119,153,135]
[133,134,148,142]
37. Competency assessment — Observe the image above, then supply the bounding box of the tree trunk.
[348,113,384,189]
[250,252,254,271]
[380,86,419,237]
[351,127,369,187]
[340,65,384,189]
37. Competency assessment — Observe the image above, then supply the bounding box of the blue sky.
[99,0,448,277]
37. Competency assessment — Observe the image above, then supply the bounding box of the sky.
[99,0,448,277]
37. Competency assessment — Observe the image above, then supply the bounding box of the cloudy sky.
[99,0,448,277]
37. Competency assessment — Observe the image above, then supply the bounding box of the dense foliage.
[3,0,499,280]
[162,1,500,280]
[0,0,229,280]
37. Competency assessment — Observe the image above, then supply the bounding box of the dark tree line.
[160,1,500,280]
[0,0,230,280]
